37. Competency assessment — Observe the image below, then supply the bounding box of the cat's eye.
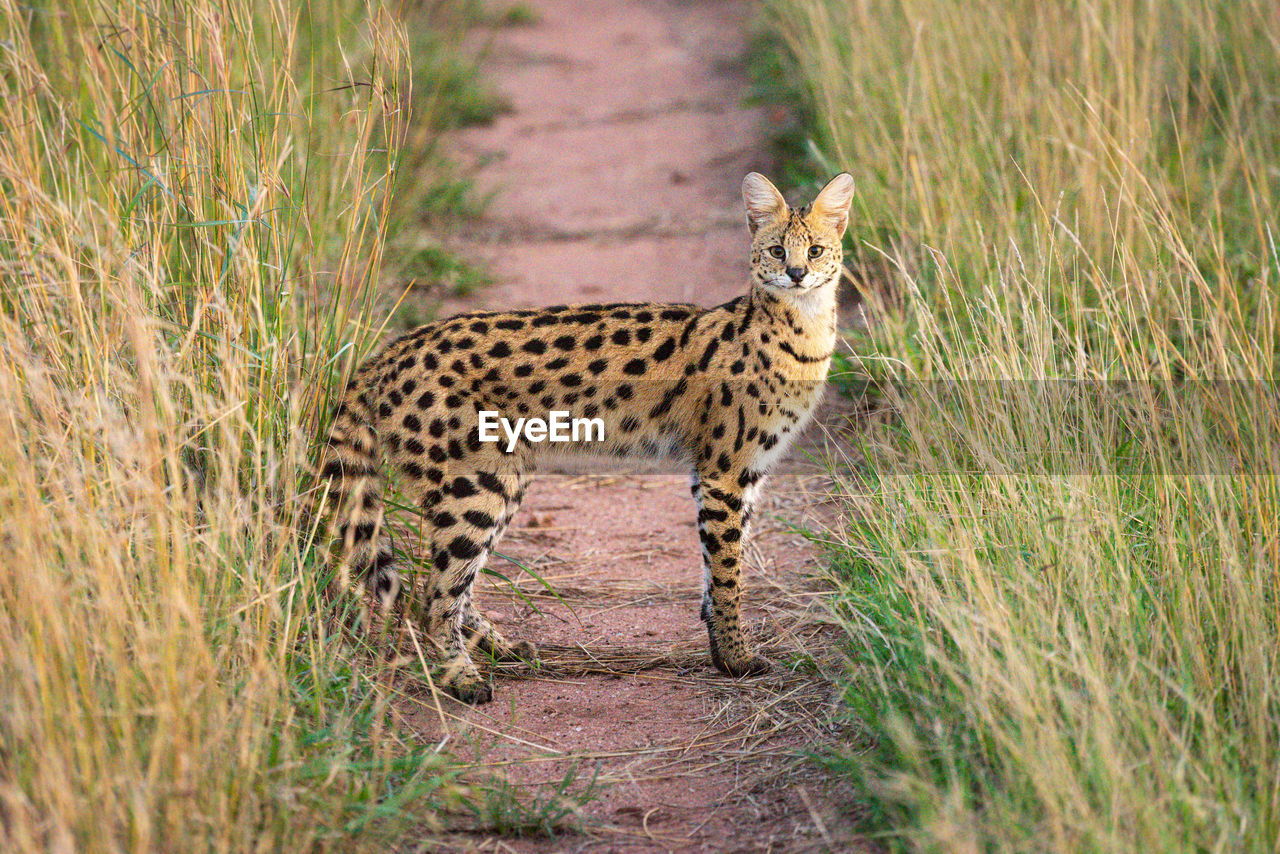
[768,245,786,259]
[808,245,824,258]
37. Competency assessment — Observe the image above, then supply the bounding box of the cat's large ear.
[742,172,787,234]
[809,173,855,236]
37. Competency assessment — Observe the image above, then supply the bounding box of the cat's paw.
[503,639,538,662]
[444,670,493,705]
[712,650,771,678]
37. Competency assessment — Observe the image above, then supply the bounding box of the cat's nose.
[786,266,806,283]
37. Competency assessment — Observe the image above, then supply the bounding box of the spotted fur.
[314,172,855,704]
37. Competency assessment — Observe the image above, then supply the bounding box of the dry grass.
[766,0,1280,851]
[0,1,480,849]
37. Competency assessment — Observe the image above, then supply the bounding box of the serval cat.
[314,172,854,703]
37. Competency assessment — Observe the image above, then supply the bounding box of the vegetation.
[382,2,508,301]
[0,1,491,849]
[461,760,603,839]
[764,0,1280,850]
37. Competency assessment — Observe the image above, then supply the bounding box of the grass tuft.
[0,1,479,849]
[766,0,1280,850]
[464,761,604,839]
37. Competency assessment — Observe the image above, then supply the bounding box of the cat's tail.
[310,386,401,616]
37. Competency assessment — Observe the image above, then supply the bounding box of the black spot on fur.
[477,472,505,495]
[698,338,719,370]
[448,535,482,560]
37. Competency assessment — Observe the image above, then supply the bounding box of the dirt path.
[405,2,864,850]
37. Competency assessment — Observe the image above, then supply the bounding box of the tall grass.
[767,1,1280,850]
[0,1,467,849]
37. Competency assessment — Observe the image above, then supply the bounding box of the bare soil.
[397,2,870,850]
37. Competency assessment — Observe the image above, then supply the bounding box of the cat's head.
[742,172,853,295]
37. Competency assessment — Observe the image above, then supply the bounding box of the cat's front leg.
[692,472,770,677]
